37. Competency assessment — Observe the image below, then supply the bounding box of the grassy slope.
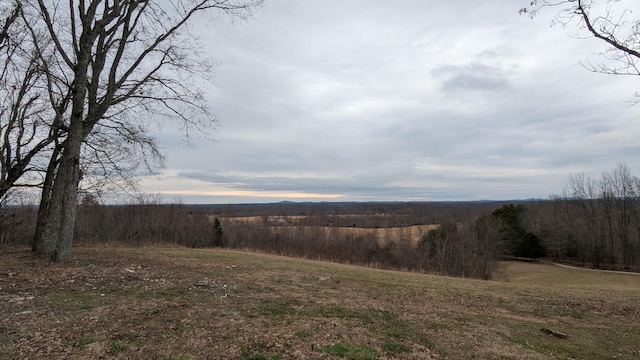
[1,246,639,359]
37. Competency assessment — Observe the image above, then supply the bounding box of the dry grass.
[320,225,438,244]
[223,215,438,245]
[225,216,437,246]
[1,246,639,359]
[280,225,438,246]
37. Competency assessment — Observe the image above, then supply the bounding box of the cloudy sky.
[140,0,640,204]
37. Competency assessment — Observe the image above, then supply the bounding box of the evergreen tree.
[212,217,224,247]
[491,204,545,259]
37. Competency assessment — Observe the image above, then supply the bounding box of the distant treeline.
[3,167,640,278]
[0,199,526,279]
[178,200,525,226]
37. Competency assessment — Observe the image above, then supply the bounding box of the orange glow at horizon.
[154,189,345,199]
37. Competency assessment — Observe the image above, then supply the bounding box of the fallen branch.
[540,328,568,339]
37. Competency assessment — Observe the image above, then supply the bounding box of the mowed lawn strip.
[1,246,639,359]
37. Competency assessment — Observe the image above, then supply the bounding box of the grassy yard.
[1,246,639,359]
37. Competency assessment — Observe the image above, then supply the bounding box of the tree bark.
[32,128,83,261]
[32,144,60,254]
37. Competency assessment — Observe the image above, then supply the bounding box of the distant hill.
[183,199,547,219]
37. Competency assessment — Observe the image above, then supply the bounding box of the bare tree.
[472,215,504,280]
[0,2,64,201]
[607,162,638,268]
[520,0,640,74]
[563,172,607,266]
[522,1,640,97]
[24,0,262,261]
[2,1,151,245]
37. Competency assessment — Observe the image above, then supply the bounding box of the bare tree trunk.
[32,144,60,253]
[53,145,82,261]
[32,130,82,261]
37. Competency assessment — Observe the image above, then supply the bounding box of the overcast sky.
[139,0,640,204]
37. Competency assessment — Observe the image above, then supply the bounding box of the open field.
[2,247,640,359]
[223,216,439,245]
[265,225,439,245]
[319,225,439,245]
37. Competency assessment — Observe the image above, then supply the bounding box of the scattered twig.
[540,327,568,339]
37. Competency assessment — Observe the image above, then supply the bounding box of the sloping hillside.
[1,247,639,359]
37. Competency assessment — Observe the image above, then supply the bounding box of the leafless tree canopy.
[522,0,640,87]
[0,2,61,200]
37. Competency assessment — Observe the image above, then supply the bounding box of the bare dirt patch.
[2,246,640,359]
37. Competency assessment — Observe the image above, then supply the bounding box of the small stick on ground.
[540,328,568,339]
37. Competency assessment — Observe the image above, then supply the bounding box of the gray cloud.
[140,1,640,204]
[432,63,511,93]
